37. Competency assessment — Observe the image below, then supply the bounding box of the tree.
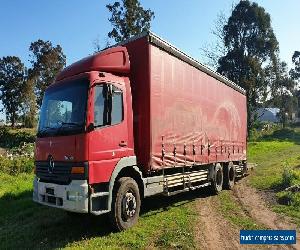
[0,56,26,127]
[28,40,66,106]
[93,36,111,53]
[106,0,155,43]
[200,12,228,70]
[268,61,297,126]
[21,77,37,128]
[290,51,300,81]
[217,0,279,132]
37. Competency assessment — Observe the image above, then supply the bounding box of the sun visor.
[56,46,130,81]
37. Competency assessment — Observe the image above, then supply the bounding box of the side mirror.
[86,123,95,132]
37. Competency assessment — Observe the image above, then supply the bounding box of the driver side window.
[94,84,123,127]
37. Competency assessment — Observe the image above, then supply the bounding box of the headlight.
[67,191,83,201]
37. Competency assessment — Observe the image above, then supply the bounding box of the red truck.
[33,32,247,231]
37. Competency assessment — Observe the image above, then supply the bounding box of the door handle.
[119,141,127,147]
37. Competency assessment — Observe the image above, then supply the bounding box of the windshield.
[37,78,89,137]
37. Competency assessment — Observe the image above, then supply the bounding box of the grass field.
[248,127,300,226]
[1,127,300,248]
[0,173,197,249]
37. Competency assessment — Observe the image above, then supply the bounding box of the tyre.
[110,177,141,231]
[210,163,223,194]
[223,162,235,190]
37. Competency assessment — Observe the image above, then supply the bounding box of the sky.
[0,0,300,121]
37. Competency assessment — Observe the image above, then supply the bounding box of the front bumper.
[33,177,89,213]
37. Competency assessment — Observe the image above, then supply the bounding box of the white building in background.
[257,108,280,123]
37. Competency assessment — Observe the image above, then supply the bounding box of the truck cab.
[33,47,142,230]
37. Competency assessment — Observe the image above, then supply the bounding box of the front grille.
[41,195,63,206]
[47,195,56,204]
[35,161,87,185]
[46,187,54,195]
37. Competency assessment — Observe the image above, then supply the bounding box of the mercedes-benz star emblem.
[47,155,55,174]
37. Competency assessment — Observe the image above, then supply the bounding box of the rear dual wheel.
[223,162,235,190]
[210,163,223,194]
[110,177,141,231]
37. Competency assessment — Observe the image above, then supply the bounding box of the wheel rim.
[121,189,137,221]
[216,169,222,186]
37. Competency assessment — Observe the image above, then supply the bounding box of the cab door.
[88,80,131,184]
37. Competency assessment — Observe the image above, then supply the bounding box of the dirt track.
[195,178,300,250]
[195,195,240,250]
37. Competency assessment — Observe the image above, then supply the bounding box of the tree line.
[0,41,66,127]
[0,0,153,128]
[204,1,300,131]
[1,0,299,133]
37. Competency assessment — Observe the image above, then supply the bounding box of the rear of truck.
[147,42,247,194]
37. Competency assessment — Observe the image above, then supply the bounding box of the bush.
[0,127,36,148]
[0,126,9,139]
[282,167,300,188]
[277,191,293,205]
[0,127,35,175]
[277,191,300,208]
[249,128,260,141]
[248,123,282,141]
[0,155,34,175]
[282,168,294,188]
[8,143,34,158]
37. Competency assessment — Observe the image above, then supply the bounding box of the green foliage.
[106,0,155,43]
[0,128,35,175]
[248,122,281,141]
[276,191,300,208]
[1,40,66,128]
[28,39,66,107]
[22,111,38,128]
[249,128,260,141]
[248,126,300,226]
[290,51,300,81]
[217,0,279,132]
[0,56,27,127]
[8,142,34,157]
[0,173,196,249]
[248,139,296,190]
[0,156,34,175]
[259,127,300,142]
[281,167,300,188]
[267,60,297,127]
[21,77,37,128]
[0,127,36,148]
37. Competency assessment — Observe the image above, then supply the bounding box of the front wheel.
[110,177,141,231]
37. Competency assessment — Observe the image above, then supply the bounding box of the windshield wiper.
[60,122,82,127]
[38,123,84,137]
[56,122,84,135]
[37,126,56,136]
